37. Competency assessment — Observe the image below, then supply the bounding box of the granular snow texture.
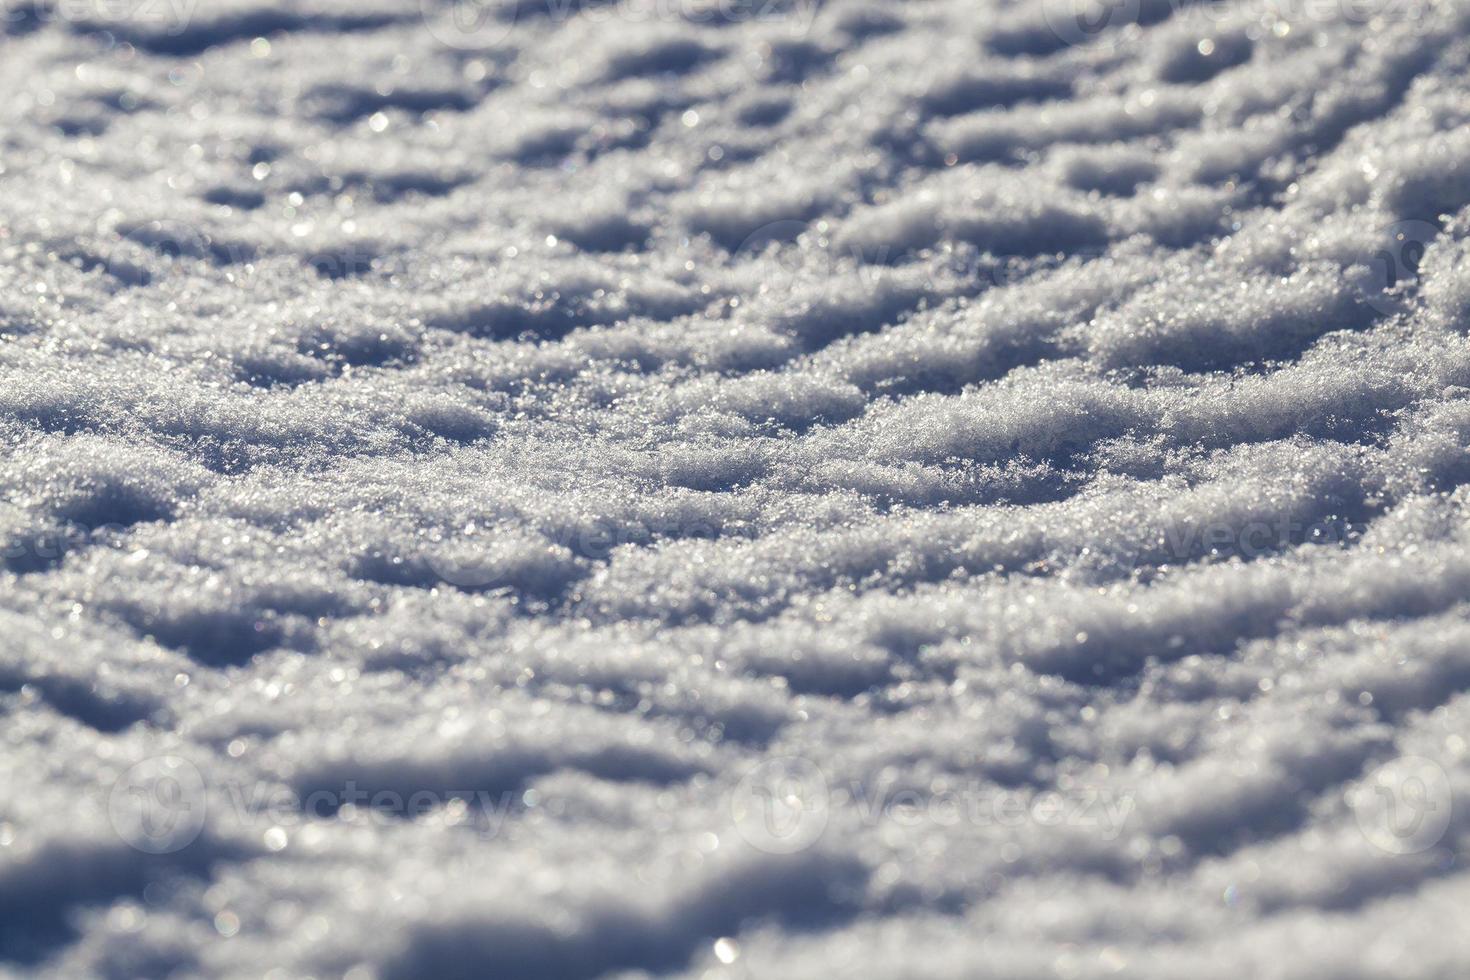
[3,0,1470,976]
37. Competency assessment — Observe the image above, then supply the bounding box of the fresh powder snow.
[2,0,1469,977]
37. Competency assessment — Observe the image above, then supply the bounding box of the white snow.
[3,0,1470,976]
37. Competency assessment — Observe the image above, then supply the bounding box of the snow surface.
[3,0,1470,976]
